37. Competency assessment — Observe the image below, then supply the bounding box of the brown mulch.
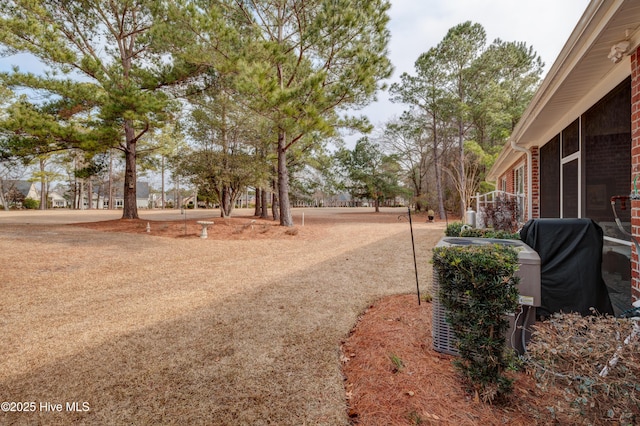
[342,294,559,426]
[73,216,327,240]
[72,209,408,240]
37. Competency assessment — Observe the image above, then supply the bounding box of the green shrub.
[22,198,39,209]
[432,244,520,403]
[459,228,520,240]
[445,221,464,237]
[446,221,520,240]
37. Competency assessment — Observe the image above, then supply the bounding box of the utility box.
[465,208,477,228]
[432,237,541,356]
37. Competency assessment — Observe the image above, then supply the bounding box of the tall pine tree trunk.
[161,155,165,209]
[122,120,138,219]
[108,149,114,210]
[254,188,261,216]
[277,129,293,226]
[87,179,93,209]
[458,120,465,217]
[78,181,84,210]
[260,187,269,219]
[39,157,46,210]
[220,187,232,217]
[271,176,279,222]
[0,180,9,211]
[433,117,446,220]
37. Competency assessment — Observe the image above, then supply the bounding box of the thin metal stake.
[183,207,187,236]
[407,207,421,305]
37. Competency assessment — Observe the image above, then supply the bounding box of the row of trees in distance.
[0,1,543,222]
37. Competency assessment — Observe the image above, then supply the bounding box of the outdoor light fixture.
[608,40,630,63]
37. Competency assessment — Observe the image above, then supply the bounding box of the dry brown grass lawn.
[0,208,443,425]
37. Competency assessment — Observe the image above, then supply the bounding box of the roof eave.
[487,0,640,181]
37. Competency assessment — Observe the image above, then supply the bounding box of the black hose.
[521,305,532,354]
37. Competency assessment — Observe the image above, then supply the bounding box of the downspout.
[510,139,533,221]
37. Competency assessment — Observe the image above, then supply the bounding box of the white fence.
[471,190,524,229]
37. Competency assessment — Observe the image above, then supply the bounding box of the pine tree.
[168,0,393,225]
[0,0,200,218]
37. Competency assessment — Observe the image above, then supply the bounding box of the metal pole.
[408,207,421,305]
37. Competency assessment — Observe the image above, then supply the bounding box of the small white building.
[48,191,68,208]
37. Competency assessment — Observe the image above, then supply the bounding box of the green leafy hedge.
[445,221,464,237]
[432,244,520,402]
[445,221,519,240]
[460,228,520,240]
[22,198,39,209]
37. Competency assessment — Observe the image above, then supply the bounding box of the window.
[562,119,580,157]
[514,164,525,220]
[560,119,580,218]
[540,135,560,217]
[514,165,524,195]
[562,159,579,218]
[583,78,631,226]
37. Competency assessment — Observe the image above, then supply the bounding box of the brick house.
[487,0,640,303]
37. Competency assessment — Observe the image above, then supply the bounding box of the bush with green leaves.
[22,198,39,209]
[460,228,520,240]
[445,221,520,240]
[445,221,464,237]
[432,244,520,402]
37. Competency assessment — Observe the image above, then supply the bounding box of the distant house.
[48,191,68,208]
[1,180,39,207]
[100,181,151,209]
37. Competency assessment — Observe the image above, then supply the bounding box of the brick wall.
[506,169,514,194]
[631,47,640,299]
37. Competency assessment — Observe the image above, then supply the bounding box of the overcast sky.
[356,0,592,139]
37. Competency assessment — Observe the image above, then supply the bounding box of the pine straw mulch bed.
[341,293,570,426]
[72,209,407,240]
[73,216,323,240]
